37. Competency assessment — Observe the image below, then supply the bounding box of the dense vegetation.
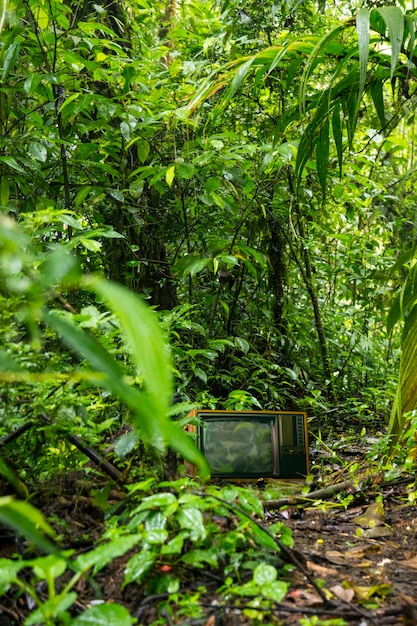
[1,0,417,623]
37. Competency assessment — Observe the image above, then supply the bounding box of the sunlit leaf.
[85,277,172,410]
[356,8,370,102]
[166,165,175,187]
[376,6,404,79]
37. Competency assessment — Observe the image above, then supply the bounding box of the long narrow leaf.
[84,277,172,411]
[376,6,404,79]
[356,8,370,102]
[0,497,58,554]
[44,304,210,477]
[370,75,386,126]
[332,102,343,177]
[316,117,329,195]
[299,23,349,116]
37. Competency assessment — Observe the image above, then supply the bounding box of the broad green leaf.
[120,121,131,142]
[75,535,142,573]
[39,246,80,286]
[177,162,195,179]
[74,186,94,207]
[1,42,20,80]
[71,603,135,626]
[25,593,78,625]
[144,528,169,544]
[181,548,218,567]
[376,6,404,79]
[44,312,127,389]
[0,156,25,173]
[114,431,138,457]
[79,237,102,252]
[177,507,206,540]
[160,532,185,555]
[0,497,57,553]
[262,580,289,602]
[109,189,124,202]
[33,5,48,29]
[145,510,168,531]
[234,337,250,354]
[136,492,178,511]
[166,165,175,187]
[253,563,277,585]
[58,93,81,115]
[195,367,207,384]
[238,492,264,518]
[31,554,67,580]
[44,306,210,477]
[136,138,150,163]
[251,523,279,552]
[124,550,156,585]
[85,278,172,410]
[0,349,23,372]
[28,142,47,162]
[0,558,26,594]
[176,255,211,278]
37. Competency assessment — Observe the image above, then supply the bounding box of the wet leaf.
[355,525,393,539]
[124,550,156,585]
[346,581,391,602]
[71,603,135,625]
[253,563,277,585]
[354,501,385,528]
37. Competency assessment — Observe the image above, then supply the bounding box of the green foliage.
[386,248,417,440]
[0,497,57,554]
[0,214,209,478]
[0,482,293,624]
[0,0,416,622]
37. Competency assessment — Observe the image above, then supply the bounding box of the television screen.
[185,411,309,479]
[202,417,275,476]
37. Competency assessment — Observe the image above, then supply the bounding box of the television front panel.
[186,410,309,479]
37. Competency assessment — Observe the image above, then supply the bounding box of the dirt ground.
[1,466,417,625]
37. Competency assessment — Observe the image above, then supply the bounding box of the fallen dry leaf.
[306,561,338,576]
[286,589,323,606]
[402,556,417,569]
[329,585,355,602]
[323,550,346,565]
[355,526,393,539]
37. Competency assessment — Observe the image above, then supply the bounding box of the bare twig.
[263,477,368,510]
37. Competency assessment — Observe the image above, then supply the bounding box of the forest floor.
[1,440,417,626]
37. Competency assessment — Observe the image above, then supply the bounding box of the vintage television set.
[185,410,309,479]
